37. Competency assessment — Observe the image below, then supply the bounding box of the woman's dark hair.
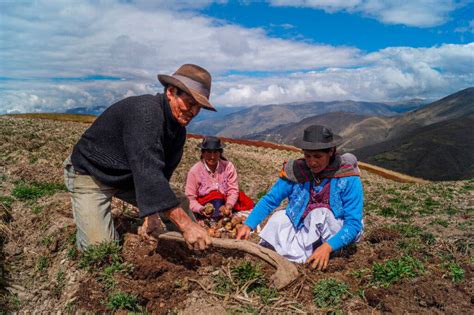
[200,148,227,161]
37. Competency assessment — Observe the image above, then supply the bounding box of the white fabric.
[259,208,343,263]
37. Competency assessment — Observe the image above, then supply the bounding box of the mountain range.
[187,99,427,138]
[248,87,474,180]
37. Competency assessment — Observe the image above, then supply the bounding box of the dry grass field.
[0,115,472,313]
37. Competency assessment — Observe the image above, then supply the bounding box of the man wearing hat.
[236,125,364,270]
[64,64,214,251]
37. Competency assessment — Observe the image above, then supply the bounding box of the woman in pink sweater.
[185,136,252,222]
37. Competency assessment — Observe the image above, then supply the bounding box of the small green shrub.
[231,261,264,287]
[312,278,349,309]
[254,286,278,305]
[431,219,449,228]
[0,195,14,208]
[106,291,142,312]
[390,224,422,237]
[100,262,133,289]
[36,256,49,272]
[371,256,424,287]
[79,241,121,270]
[213,274,233,294]
[53,270,65,297]
[31,205,43,215]
[12,181,66,201]
[445,263,465,283]
[67,247,79,260]
[420,232,436,245]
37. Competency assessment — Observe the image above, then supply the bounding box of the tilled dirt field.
[0,116,473,314]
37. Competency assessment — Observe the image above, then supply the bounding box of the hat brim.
[197,143,226,150]
[158,74,217,112]
[294,135,343,150]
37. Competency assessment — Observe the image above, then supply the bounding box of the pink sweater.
[185,159,239,213]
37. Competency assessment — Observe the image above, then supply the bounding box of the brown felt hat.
[294,125,343,150]
[158,64,216,112]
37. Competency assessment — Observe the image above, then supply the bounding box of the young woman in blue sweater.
[236,125,364,270]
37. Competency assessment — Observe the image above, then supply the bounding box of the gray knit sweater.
[71,93,186,217]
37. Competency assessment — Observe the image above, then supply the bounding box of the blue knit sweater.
[245,176,363,251]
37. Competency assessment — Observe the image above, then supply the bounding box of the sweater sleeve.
[185,164,205,213]
[326,177,364,251]
[244,178,293,230]
[225,162,239,208]
[122,104,179,217]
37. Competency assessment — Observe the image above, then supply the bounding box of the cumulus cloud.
[270,0,461,27]
[0,0,472,114]
[212,43,474,105]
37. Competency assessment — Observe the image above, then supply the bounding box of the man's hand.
[306,242,333,270]
[138,213,163,241]
[235,224,251,240]
[181,221,212,250]
[165,206,211,250]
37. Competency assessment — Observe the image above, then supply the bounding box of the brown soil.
[1,116,473,314]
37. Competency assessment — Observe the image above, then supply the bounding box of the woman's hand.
[219,205,232,217]
[235,224,251,240]
[307,242,333,270]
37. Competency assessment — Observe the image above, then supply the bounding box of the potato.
[207,227,217,237]
[224,222,233,231]
[203,203,214,215]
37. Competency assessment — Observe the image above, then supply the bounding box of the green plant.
[31,205,43,215]
[41,235,54,246]
[312,278,349,309]
[213,274,233,294]
[431,219,449,228]
[445,262,465,283]
[67,246,79,260]
[12,181,66,201]
[79,241,121,270]
[36,256,49,272]
[0,195,14,208]
[106,291,142,312]
[53,270,66,297]
[390,224,422,237]
[254,286,278,305]
[100,262,133,289]
[371,256,424,287]
[420,232,436,245]
[231,261,264,290]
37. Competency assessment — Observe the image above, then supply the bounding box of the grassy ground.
[0,115,472,313]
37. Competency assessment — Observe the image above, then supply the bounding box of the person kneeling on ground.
[64,64,215,251]
[236,125,364,270]
[185,136,254,234]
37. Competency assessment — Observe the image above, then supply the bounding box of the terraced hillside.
[0,116,472,313]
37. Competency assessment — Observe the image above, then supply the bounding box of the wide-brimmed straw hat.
[294,125,343,150]
[158,64,216,112]
[197,136,225,150]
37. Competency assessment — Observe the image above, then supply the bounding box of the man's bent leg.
[64,158,118,250]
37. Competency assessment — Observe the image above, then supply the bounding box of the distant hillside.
[247,112,371,147]
[187,99,425,137]
[354,115,474,181]
[249,87,473,149]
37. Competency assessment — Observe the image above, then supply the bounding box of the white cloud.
[0,0,472,114]
[270,0,461,27]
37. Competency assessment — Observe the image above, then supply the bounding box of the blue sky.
[0,0,473,114]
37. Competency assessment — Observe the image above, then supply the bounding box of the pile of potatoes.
[207,215,246,238]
